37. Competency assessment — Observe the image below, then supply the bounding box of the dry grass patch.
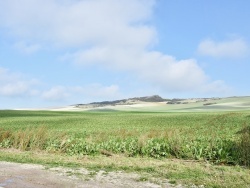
[0,149,250,187]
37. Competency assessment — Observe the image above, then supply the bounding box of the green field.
[0,109,250,187]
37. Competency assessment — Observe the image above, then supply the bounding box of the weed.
[168,180,176,184]
[88,171,97,178]
[237,125,250,166]
[137,176,148,182]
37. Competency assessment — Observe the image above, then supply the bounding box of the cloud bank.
[198,38,248,58]
[42,84,120,102]
[0,0,231,103]
[0,66,120,104]
[0,67,38,97]
[14,41,41,54]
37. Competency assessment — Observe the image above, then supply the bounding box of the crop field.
[0,110,250,187]
[0,110,249,164]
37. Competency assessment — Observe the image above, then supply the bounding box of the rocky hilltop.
[75,95,167,108]
[129,95,167,102]
[74,95,222,109]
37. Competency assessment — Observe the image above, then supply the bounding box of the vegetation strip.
[0,110,250,187]
[0,149,250,187]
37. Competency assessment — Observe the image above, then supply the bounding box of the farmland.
[0,109,250,187]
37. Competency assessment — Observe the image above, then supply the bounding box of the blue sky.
[0,0,249,108]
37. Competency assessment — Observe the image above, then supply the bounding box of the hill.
[73,95,250,112]
[75,95,167,108]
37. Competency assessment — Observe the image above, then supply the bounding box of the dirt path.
[0,161,177,188]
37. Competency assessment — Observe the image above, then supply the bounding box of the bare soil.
[0,161,177,188]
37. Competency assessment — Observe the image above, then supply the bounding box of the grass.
[0,149,249,187]
[0,110,250,187]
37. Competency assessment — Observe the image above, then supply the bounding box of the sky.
[0,0,250,109]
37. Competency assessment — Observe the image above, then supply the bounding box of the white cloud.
[0,0,230,95]
[136,52,208,91]
[0,0,156,48]
[201,80,232,95]
[42,84,120,102]
[42,86,69,101]
[73,84,120,99]
[72,47,209,92]
[0,64,120,103]
[197,38,248,58]
[0,67,39,97]
[14,41,40,54]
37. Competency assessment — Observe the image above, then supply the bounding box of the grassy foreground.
[0,110,250,187]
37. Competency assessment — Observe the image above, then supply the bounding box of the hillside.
[71,95,250,112]
[75,95,167,108]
